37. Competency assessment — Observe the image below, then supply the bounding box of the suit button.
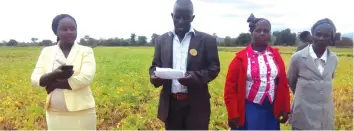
[320,80,324,83]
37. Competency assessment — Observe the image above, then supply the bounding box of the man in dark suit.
[148,0,220,130]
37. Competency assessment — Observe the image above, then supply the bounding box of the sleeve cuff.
[31,74,45,88]
[67,78,78,90]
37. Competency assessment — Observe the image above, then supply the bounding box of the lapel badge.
[189,49,198,56]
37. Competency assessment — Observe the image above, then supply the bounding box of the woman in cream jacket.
[31,14,97,130]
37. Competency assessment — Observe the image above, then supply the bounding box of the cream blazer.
[31,43,96,111]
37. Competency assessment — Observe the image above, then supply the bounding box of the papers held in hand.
[154,67,185,79]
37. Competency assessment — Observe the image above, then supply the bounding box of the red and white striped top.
[245,46,279,105]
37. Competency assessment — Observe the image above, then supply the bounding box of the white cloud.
[0,0,352,42]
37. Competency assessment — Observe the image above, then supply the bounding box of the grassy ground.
[0,46,352,130]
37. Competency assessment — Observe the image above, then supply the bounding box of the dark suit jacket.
[149,30,220,122]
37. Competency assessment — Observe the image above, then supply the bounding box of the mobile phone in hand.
[61,65,73,71]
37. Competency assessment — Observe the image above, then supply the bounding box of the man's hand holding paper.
[177,72,195,87]
[150,73,164,88]
[154,67,186,80]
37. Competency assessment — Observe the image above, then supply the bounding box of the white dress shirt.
[171,27,195,93]
[309,44,327,74]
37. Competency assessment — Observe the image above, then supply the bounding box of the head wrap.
[311,18,336,40]
[52,14,77,42]
[247,13,271,33]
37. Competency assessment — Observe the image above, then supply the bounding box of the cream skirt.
[46,108,97,130]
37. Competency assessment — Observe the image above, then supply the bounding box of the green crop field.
[0,46,352,130]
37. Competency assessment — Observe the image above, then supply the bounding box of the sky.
[0,0,352,42]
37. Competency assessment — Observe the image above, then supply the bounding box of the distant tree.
[270,35,276,45]
[334,33,341,41]
[99,37,129,46]
[83,35,89,40]
[7,39,18,46]
[113,37,123,46]
[224,36,232,46]
[231,38,237,46]
[333,33,341,46]
[272,31,280,40]
[89,38,98,47]
[0,40,6,46]
[130,33,136,45]
[273,28,296,46]
[123,38,130,46]
[79,35,98,47]
[335,37,353,48]
[235,33,252,46]
[121,38,129,46]
[101,38,115,46]
[79,38,87,46]
[137,36,147,45]
[17,42,30,47]
[150,33,159,45]
[213,33,222,44]
[288,33,297,45]
[273,31,282,45]
[40,40,53,46]
[31,37,39,44]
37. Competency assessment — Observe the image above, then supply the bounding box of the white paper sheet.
[154,67,185,79]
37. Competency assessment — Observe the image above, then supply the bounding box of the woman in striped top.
[224,14,291,130]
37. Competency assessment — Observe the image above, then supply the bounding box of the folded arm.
[67,48,96,91]
[48,79,72,90]
[39,73,58,87]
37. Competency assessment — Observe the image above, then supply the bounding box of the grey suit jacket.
[287,45,338,130]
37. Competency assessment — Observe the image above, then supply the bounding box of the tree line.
[0,33,155,47]
[0,28,352,47]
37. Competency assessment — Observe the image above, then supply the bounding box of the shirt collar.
[309,44,327,63]
[246,44,272,57]
[169,26,195,36]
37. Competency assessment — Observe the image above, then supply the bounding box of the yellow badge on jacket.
[189,49,198,56]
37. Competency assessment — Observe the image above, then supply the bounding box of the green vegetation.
[0,47,352,130]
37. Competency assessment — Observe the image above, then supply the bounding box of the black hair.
[173,0,194,14]
[51,14,77,43]
[299,31,311,41]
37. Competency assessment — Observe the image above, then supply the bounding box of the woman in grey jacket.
[287,18,338,130]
